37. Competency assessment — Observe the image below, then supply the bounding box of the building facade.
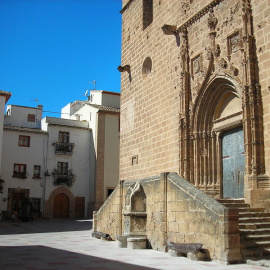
[0,91,12,196]
[0,90,120,219]
[94,0,270,263]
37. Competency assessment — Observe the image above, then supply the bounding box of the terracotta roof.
[4,126,48,134]
[90,104,120,113]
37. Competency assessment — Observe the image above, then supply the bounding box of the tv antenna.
[88,80,96,90]
[30,99,39,106]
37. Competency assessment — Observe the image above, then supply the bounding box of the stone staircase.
[218,199,270,260]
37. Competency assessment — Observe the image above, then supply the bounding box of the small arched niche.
[131,185,146,212]
[142,57,152,79]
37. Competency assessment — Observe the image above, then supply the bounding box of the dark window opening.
[27,114,36,122]
[143,0,153,30]
[107,188,114,198]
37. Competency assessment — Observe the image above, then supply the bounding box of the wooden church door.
[222,128,245,198]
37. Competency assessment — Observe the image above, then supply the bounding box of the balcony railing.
[53,142,75,154]
[12,171,27,179]
[52,170,76,187]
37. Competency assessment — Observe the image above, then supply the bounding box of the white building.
[1,105,48,220]
[0,90,120,220]
[0,90,12,198]
[61,90,120,210]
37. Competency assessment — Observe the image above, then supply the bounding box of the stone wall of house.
[94,172,241,263]
[166,173,241,263]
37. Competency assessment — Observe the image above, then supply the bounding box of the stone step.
[241,247,270,258]
[237,208,265,213]
[221,203,250,209]
[240,217,270,223]
[239,212,270,219]
[241,240,270,249]
[240,228,270,235]
[217,198,270,259]
[217,199,245,204]
[240,222,270,230]
[241,234,270,242]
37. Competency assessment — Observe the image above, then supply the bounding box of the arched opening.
[142,57,152,79]
[189,77,244,198]
[53,193,69,218]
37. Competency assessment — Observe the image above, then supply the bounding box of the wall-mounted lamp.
[44,170,51,177]
[117,65,130,73]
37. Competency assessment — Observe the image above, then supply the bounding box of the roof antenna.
[30,99,39,107]
[88,80,96,90]
[83,80,96,101]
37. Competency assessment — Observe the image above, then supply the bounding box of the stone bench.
[127,237,147,249]
[116,235,129,248]
[167,242,206,261]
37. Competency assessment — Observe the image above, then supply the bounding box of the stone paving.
[0,219,268,270]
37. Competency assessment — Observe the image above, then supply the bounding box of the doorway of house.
[53,193,69,218]
[222,127,245,198]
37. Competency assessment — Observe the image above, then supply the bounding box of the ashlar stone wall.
[93,172,241,263]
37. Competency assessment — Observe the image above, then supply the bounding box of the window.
[31,198,41,215]
[58,132,69,144]
[13,164,27,179]
[107,188,114,198]
[57,162,68,175]
[33,165,41,179]
[18,135,30,147]
[143,0,153,30]
[27,114,35,122]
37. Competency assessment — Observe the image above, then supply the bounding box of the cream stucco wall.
[0,129,48,215]
[104,114,120,200]
[5,105,42,129]
[42,118,92,217]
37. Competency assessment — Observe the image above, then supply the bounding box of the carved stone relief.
[227,31,242,56]
[208,8,218,31]
[191,54,202,76]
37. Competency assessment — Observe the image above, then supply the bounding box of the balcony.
[52,169,76,187]
[12,171,27,179]
[53,142,75,155]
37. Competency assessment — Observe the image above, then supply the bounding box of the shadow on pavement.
[0,245,158,270]
[0,219,92,235]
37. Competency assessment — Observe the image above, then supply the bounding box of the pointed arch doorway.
[189,77,245,198]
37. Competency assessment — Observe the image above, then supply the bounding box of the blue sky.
[0,0,122,116]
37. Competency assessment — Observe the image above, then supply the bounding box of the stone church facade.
[94,0,270,263]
